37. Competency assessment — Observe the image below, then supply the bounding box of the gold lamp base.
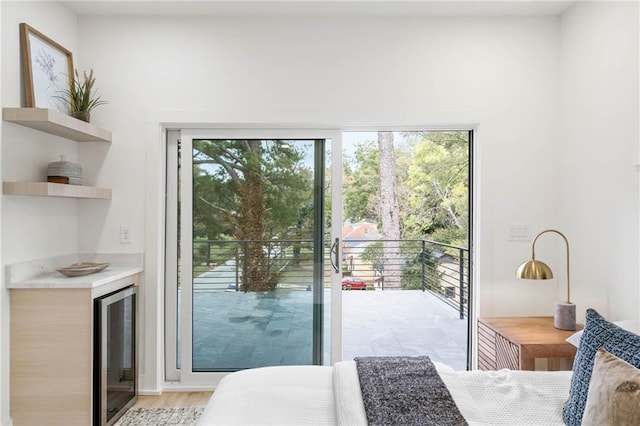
[554,302,576,331]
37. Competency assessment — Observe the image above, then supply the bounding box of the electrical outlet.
[120,225,133,244]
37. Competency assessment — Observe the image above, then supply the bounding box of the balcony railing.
[192,238,469,318]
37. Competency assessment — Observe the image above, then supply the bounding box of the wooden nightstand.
[478,316,581,371]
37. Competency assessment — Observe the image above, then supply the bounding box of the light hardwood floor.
[134,392,213,408]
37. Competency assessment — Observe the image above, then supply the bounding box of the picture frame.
[20,23,74,113]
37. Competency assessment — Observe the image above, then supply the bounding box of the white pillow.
[566,319,640,348]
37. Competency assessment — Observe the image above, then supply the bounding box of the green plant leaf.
[54,68,108,114]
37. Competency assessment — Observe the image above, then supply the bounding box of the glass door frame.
[166,128,343,387]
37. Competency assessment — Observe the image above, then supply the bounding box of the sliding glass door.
[165,126,474,384]
[166,129,342,384]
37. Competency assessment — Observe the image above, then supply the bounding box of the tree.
[405,131,469,247]
[192,139,313,291]
[377,132,402,288]
[343,131,469,294]
[342,141,380,222]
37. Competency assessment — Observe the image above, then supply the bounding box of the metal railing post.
[235,246,240,291]
[421,240,426,292]
[459,248,465,319]
[242,240,249,292]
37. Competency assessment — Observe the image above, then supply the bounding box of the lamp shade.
[516,259,554,280]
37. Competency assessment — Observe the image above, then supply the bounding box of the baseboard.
[160,382,216,392]
[138,382,216,395]
[137,388,163,396]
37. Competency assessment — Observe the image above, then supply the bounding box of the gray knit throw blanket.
[355,356,468,426]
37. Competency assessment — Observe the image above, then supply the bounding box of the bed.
[197,309,640,426]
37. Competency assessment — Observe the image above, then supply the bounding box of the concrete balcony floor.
[342,289,468,370]
[191,288,468,371]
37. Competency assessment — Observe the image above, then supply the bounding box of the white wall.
[559,1,639,321]
[1,4,80,261]
[1,3,79,424]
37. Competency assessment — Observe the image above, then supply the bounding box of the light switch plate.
[508,223,531,241]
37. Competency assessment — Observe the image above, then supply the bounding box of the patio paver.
[192,288,468,371]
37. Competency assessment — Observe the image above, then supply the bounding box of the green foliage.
[263,144,315,239]
[343,131,469,247]
[57,69,107,113]
[192,139,314,242]
[361,241,384,272]
[401,257,424,290]
[189,131,469,290]
[192,239,238,267]
[401,247,445,291]
[359,240,446,291]
[191,139,316,291]
[404,131,468,245]
[343,141,381,223]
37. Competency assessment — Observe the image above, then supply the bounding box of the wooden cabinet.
[478,316,580,371]
[9,274,140,426]
[2,107,112,199]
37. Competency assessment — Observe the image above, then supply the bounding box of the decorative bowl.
[56,262,110,277]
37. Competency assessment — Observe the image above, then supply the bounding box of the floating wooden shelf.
[3,182,112,199]
[3,108,112,142]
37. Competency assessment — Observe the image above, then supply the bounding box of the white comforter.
[197,362,572,425]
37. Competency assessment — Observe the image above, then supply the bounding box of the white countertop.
[8,265,144,289]
[6,253,143,290]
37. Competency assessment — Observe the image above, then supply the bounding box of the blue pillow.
[563,308,640,425]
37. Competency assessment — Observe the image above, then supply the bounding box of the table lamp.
[515,229,576,331]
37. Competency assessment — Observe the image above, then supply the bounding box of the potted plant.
[58,68,107,123]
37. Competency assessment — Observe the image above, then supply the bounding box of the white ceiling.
[62,0,577,17]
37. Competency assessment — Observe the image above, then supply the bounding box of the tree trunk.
[378,132,402,288]
[237,140,270,291]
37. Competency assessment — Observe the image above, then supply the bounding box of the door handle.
[330,238,340,273]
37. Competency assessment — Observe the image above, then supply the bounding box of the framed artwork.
[20,23,74,113]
